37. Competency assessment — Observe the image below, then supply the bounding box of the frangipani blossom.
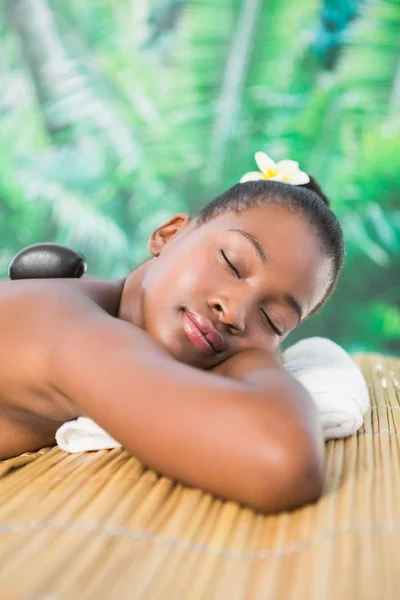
[240,152,310,185]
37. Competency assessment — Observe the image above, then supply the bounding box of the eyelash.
[220,249,283,337]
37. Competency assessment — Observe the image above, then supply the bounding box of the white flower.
[240,152,310,185]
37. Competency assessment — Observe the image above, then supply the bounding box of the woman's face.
[139,204,332,369]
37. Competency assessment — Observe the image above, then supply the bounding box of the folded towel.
[55,336,370,452]
[56,417,120,453]
[282,336,370,439]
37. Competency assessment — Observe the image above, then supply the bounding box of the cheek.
[161,250,212,300]
[144,251,212,322]
[179,254,211,295]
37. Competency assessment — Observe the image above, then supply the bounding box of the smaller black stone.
[9,243,87,280]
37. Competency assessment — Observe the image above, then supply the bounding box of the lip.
[182,310,225,354]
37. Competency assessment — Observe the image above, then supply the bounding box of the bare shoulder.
[0,277,125,344]
[0,278,128,458]
[0,276,124,312]
[0,278,125,408]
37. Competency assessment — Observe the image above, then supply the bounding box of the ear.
[148,213,191,257]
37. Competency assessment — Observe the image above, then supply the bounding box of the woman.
[0,153,344,513]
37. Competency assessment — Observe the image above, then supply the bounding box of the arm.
[49,299,324,513]
[210,348,325,487]
[209,347,285,378]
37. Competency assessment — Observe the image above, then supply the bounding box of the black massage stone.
[9,243,87,280]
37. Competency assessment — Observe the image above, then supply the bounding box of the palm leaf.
[207,0,263,182]
[16,165,132,276]
[337,0,400,118]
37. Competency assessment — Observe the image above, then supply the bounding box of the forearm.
[210,349,326,489]
[209,348,284,380]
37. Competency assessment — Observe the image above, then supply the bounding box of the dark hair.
[193,176,345,321]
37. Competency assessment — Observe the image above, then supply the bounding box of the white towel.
[55,336,370,452]
[55,417,120,453]
[282,336,370,439]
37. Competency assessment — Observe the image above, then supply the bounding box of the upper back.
[0,277,124,418]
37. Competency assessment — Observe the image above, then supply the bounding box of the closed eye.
[220,249,240,278]
[260,308,283,336]
[221,249,283,336]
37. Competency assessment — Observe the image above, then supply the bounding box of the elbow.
[290,452,325,508]
[246,441,325,514]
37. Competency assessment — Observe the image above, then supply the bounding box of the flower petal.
[255,152,276,174]
[289,171,310,185]
[269,173,285,182]
[240,171,264,183]
[276,160,299,174]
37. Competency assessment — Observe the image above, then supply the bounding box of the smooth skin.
[0,204,332,513]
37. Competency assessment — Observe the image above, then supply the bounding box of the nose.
[208,294,246,335]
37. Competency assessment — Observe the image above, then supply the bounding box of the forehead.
[196,205,332,317]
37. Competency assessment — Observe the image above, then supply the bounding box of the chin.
[160,335,212,369]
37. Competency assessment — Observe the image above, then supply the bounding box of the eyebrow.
[228,228,303,325]
[228,228,268,263]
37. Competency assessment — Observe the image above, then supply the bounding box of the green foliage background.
[0,0,399,355]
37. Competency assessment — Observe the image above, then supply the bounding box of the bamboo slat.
[0,352,399,599]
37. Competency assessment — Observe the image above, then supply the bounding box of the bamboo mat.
[0,353,399,600]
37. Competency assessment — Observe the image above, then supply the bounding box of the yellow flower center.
[262,168,278,179]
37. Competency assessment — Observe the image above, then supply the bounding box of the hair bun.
[299,175,330,207]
